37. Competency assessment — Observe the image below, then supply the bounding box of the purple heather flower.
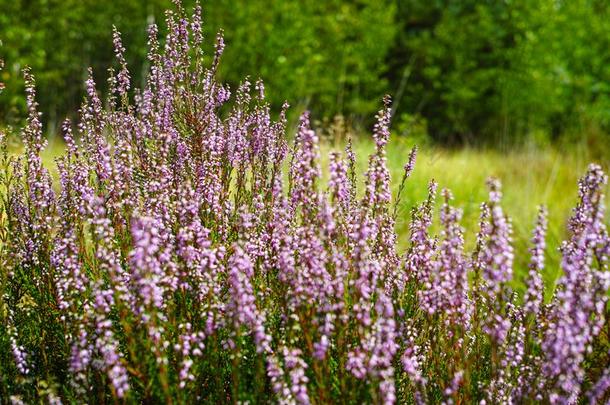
[10,334,29,375]
[404,180,437,289]
[227,246,271,353]
[290,112,321,215]
[586,360,610,404]
[112,26,131,98]
[419,189,470,327]
[481,178,514,293]
[329,152,350,213]
[282,347,311,405]
[400,322,427,388]
[524,206,548,316]
[3,6,610,404]
[50,228,88,318]
[541,165,609,403]
[363,97,392,211]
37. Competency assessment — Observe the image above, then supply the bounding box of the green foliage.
[2,0,610,144]
[391,0,610,144]
[0,0,169,128]
[0,0,396,130]
[206,0,396,117]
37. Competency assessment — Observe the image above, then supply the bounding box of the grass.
[323,134,610,294]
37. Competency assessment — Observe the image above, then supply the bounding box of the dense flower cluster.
[0,4,608,403]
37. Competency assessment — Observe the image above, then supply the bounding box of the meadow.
[22,127,610,289]
[0,3,609,404]
[330,136,610,286]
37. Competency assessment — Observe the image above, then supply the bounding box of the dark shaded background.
[2,0,610,147]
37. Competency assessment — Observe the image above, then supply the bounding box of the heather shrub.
[0,4,609,404]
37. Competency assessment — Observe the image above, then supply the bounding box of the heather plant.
[0,3,609,404]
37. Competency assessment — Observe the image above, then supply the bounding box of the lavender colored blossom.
[282,347,311,405]
[10,334,29,375]
[111,26,131,97]
[419,189,470,327]
[541,165,610,403]
[1,3,609,403]
[587,361,610,404]
[524,206,548,316]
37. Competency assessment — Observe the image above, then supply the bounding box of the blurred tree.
[0,0,396,131]
[204,0,396,118]
[0,0,142,130]
[388,0,610,146]
[0,0,170,129]
[1,0,610,145]
[389,0,528,144]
